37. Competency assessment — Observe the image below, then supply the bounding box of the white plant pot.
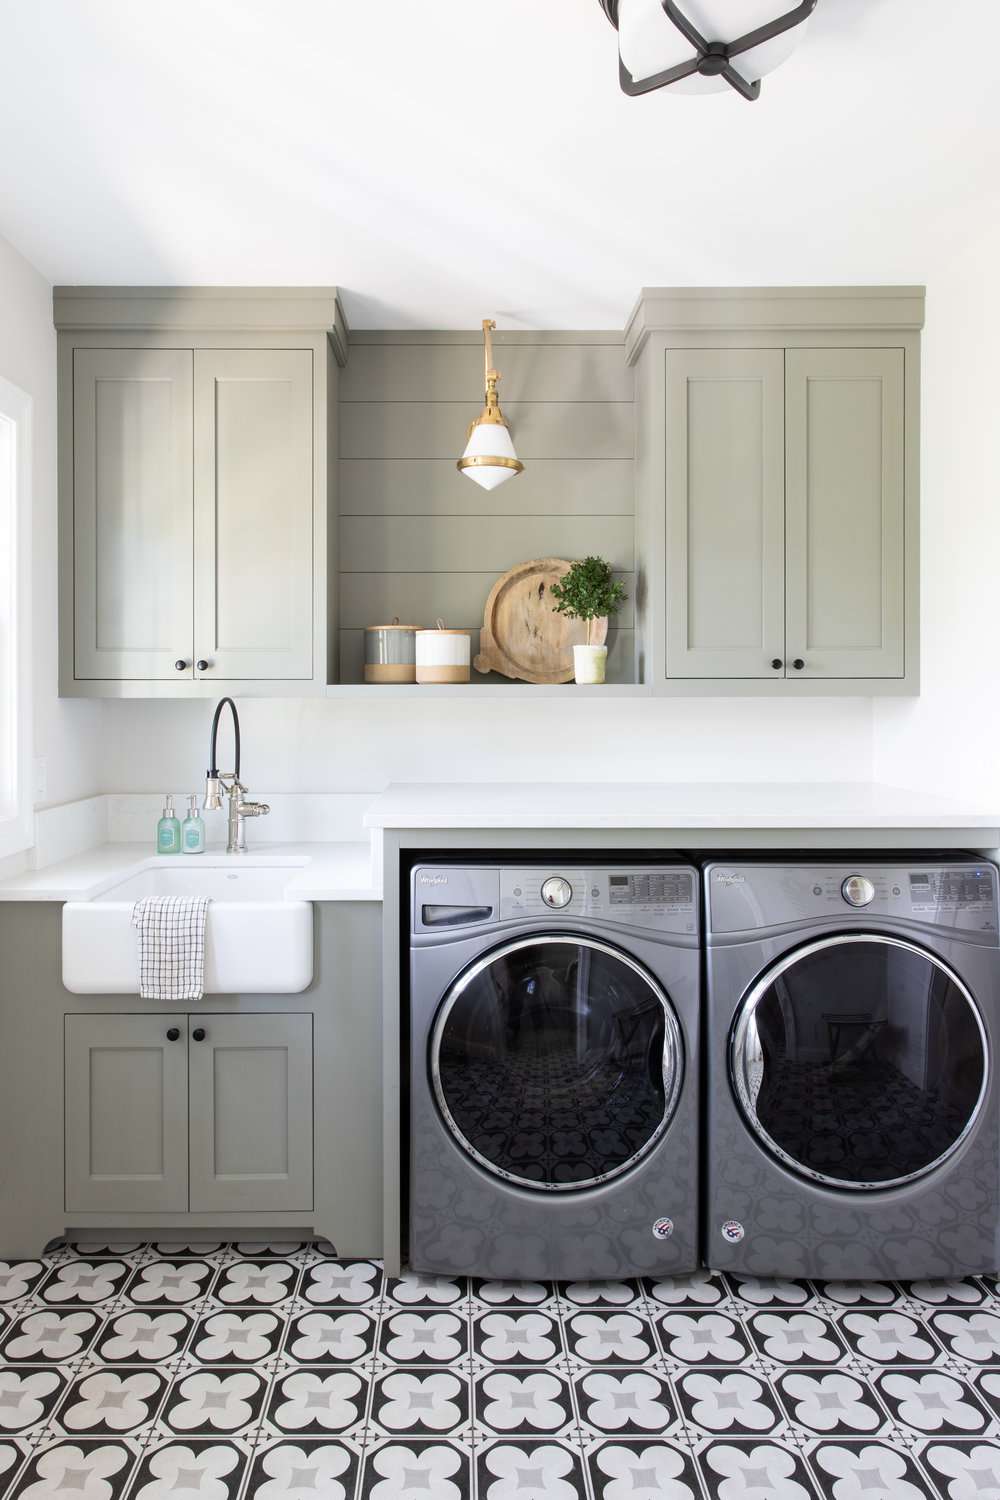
[573,644,608,685]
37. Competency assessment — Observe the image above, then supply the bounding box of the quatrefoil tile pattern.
[0,1243,998,1496]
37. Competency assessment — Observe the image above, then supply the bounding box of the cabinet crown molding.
[54,285,350,364]
[624,285,926,364]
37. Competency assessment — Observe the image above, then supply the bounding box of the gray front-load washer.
[705,858,1000,1281]
[409,860,700,1281]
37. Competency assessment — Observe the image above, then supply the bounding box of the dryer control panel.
[705,861,999,941]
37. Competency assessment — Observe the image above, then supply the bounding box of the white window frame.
[0,376,33,860]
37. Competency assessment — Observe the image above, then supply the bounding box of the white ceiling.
[0,0,997,328]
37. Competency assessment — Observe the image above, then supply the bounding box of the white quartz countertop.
[364,781,1000,832]
[0,842,381,903]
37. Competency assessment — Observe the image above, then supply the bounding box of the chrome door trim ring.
[730,931,990,1192]
[430,933,684,1193]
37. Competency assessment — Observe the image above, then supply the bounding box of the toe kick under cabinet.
[64,1012,314,1215]
[54,288,348,697]
[627,288,924,694]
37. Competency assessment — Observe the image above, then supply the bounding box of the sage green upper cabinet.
[665,349,785,678]
[627,287,923,694]
[785,348,904,679]
[193,349,314,681]
[73,349,194,681]
[56,287,347,697]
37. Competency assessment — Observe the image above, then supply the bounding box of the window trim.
[0,376,33,860]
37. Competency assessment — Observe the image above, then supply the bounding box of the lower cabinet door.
[188,1013,314,1212]
[65,1014,189,1213]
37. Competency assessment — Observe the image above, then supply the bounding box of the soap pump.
[156,795,181,855]
[182,794,206,854]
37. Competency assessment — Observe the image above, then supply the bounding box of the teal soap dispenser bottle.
[157,795,181,855]
[182,794,206,854]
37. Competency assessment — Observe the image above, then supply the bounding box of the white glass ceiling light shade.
[457,319,524,491]
[599,0,817,101]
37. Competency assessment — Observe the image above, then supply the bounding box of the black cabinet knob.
[196,660,210,672]
[174,660,188,672]
[166,1026,180,1041]
[792,658,805,670]
[192,1027,207,1042]
[771,658,782,670]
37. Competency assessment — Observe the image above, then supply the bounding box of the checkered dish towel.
[131,897,211,1000]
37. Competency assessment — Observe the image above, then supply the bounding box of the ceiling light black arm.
[617,53,701,97]
[659,0,709,55]
[725,0,819,59]
[720,64,761,102]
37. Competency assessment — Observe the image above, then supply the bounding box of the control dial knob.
[541,876,573,909]
[842,874,875,907]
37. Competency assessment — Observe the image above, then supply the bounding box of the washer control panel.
[501,867,698,934]
[706,862,999,940]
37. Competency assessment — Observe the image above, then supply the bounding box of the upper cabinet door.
[665,349,786,678]
[73,349,194,680]
[194,349,314,680]
[785,349,905,678]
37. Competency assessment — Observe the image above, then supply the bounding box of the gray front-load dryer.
[705,859,1000,1281]
[409,861,700,1281]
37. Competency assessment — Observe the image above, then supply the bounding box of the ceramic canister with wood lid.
[364,620,421,683]
[415,621,471,684]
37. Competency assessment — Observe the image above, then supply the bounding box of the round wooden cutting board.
[473,558,608,683]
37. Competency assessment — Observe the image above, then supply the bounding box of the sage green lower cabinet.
[65,1014,189,1215]
[65,1012,314,1217]
[665,349,786,678]
[785,348,905,678]
[188,1013,313,1213]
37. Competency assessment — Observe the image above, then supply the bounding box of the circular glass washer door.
[730,933,989,1190]
[430,935,684,1191]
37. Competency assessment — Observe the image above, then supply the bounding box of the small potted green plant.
[550,556,627,684]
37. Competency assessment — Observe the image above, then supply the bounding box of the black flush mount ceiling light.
[598,0,818,101]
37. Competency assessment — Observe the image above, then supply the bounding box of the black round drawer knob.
[166,1027,181,1041]
[174,660,188,672]
[771,658,782,670]
[792,658,805,670]
[192,1027,207,1042]
[196,660,211,672]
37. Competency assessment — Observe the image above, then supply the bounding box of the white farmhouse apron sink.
[62,860,313,995]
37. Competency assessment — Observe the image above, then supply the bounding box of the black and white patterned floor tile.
[1,1244,1000,1496]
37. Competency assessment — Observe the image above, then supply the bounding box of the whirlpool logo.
[713,871,746,888]
[418,874,448,886]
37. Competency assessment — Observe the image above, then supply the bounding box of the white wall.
[0,232,102,808]
[874,219,1000,808]
[101,695,874,795]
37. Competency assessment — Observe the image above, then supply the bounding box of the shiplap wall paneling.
[337,335,636,684]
